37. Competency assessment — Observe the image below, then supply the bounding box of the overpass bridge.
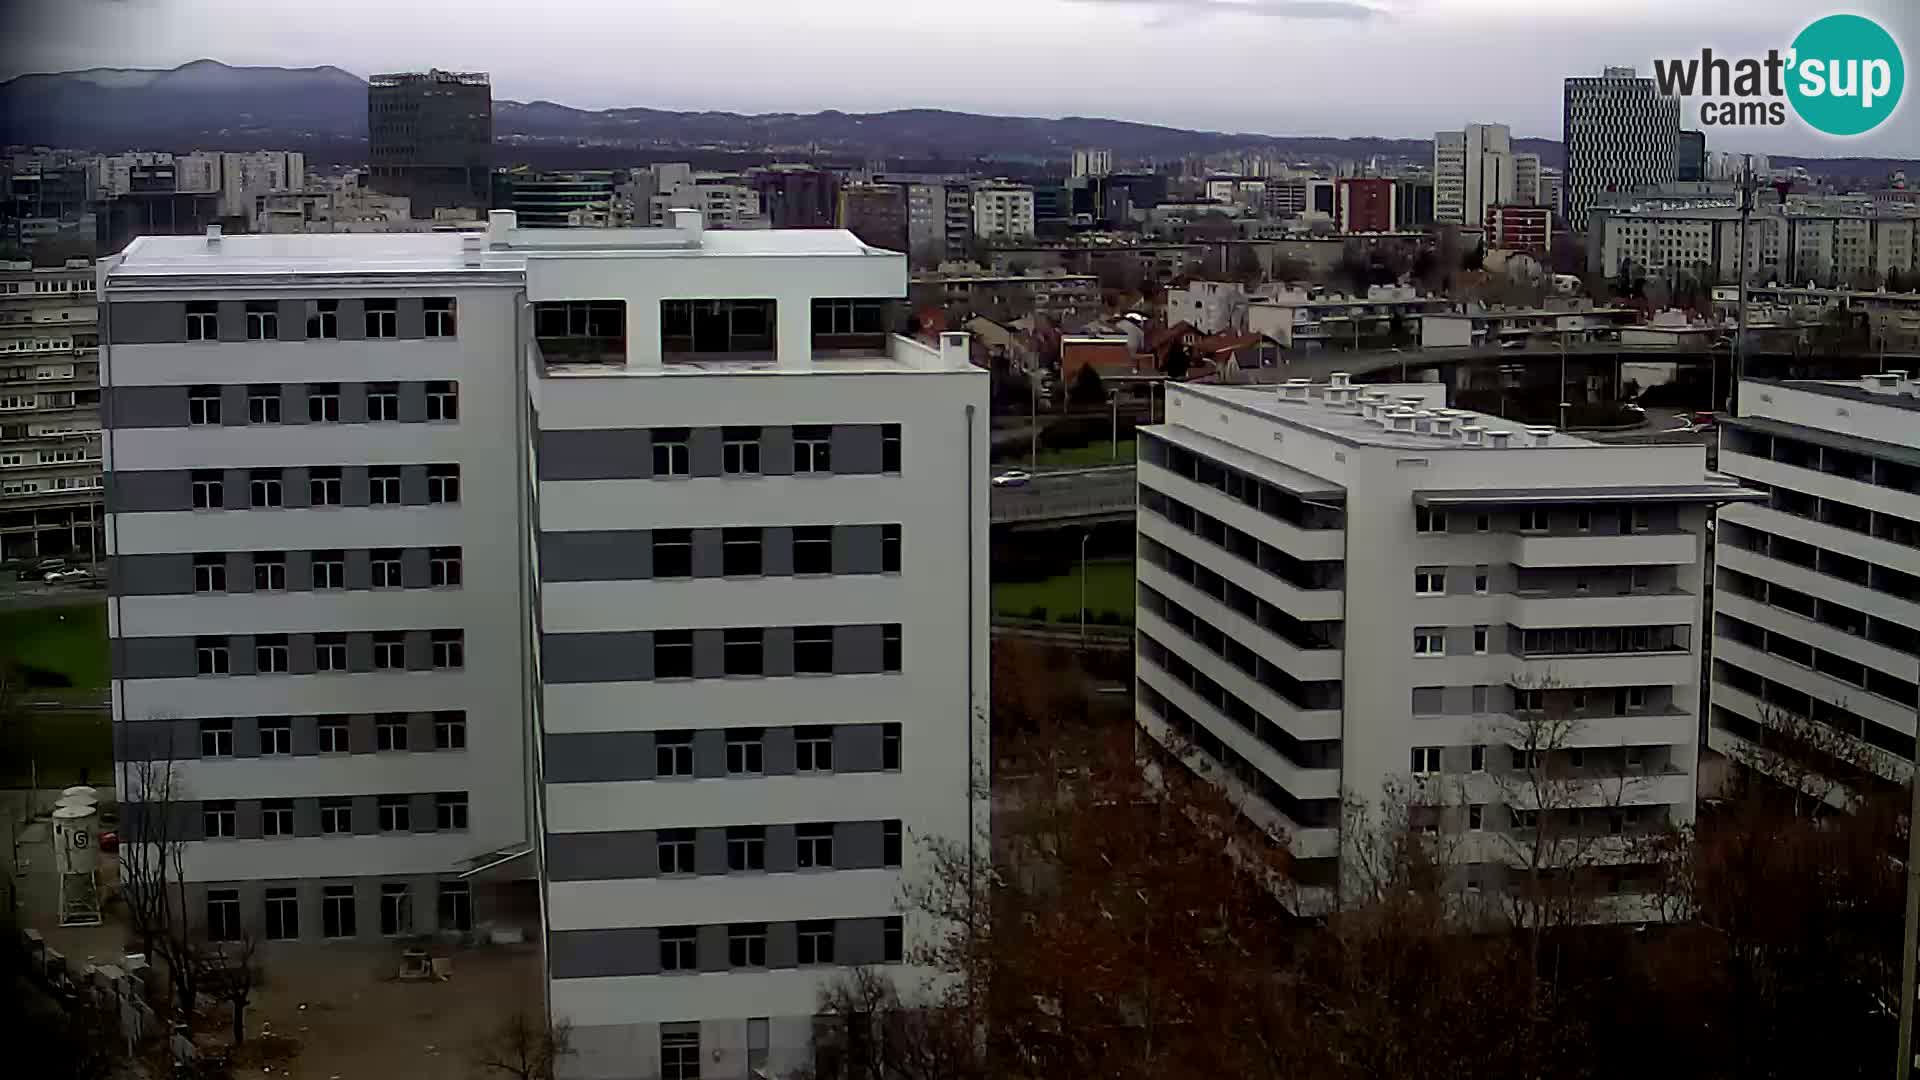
[990,466,1137,526]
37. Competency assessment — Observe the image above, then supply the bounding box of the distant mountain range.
[3,60,1912,179]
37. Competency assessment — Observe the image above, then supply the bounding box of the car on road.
[992,469,1032,488]
[1690,410,1718,432]
[16,557,65,581]
[43,567,89,584]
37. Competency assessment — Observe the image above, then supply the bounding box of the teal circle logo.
[1787,14,1904,136]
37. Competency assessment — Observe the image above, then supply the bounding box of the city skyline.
[4,0,1913,159]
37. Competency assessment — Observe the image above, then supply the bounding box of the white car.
[43,567,89,583]
[992,470,1032,488]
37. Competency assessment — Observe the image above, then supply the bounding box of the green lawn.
[992,559,1136,624]
[0,602,110,690]
[1017,438,1138,471]
[0,710,111,789]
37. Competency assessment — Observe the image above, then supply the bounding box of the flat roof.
[1751,377,1920,414]
[1144,424,1344,501]
[1182,382,1594,452]
[1415,484,1764,507]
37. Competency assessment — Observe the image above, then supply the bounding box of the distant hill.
[2,60,1910,180]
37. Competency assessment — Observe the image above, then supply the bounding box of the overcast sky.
[5,0,1916,157]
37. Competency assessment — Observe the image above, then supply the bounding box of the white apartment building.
[1073,148,1114,178]
[1562,68,1680,232]
[1711,375,1920,793]
[1135,377,1755,906]
[647,172,767,230]
[1,258,103,559]
[971,183,1035,241]
[1596,204,1920,286]
[104,211,989,1080]
[1513,153,1541,208]
[1434,123,1514,227]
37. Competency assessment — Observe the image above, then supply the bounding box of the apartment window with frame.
[1414,568,1445,596]
[312,550,345,589]
[365,299,399,338]
[369,466,401,505]
[191,470,223,509]
[793,526,833,574]
[258,716,292,755]
[308,383,340,422]
[313,633,346,672]
[656,731,694,777]
[1513,748,1543,772]
[884,915,904,963]
[319,799,352,832]
[882,524,901,573]
[1625,686,1647,711]
[722,426,761,475]
[425,380,458,420]
[367,382,399,422]
[188,385,221,425]
[196,636,229,675]
[309,466,343,506]
[660,929,698,975]
[1475,513,1491,533]
[727,826,767,871]
[1520,507,1549,532]
[794,425,832,473]
[883,819,903,867]
[379,882,412,935]
[185,301,218,341]
[1411,746,1442,775]
[648,529,691,578]
[265,887,299,940]
[722,628,763,676]
[661,1030,700,1080]
[370,548,403,589]
[883,623,902,672]
[882,723,901,770]
[728,923,768,968]
[247,385,281,424]
[651,429,690,477]
[206,889,242,941]
[796,725,834,772]
[1415,506,1446,534]
[723,528,762,576]
[200,718,234,757]
[245,301,278,340]
[193,554,226,593]
[438,881,472,932]
[1413,628,1444,657]
[1576,508,1592,532]
[318,717,349,754]
[372,632,405,670]
[435,792,469,831]
[429,546,462,587]
[654,630,694,679]
[1630,506,1650,532]
[1474,565,1490,594]
[203,800,237,838]
[1469,804,1485,832]
[432,630,464,670]
[795,625,834,673]
[727,729,764,775]
[1473,625,1489,654]
[1471,744,1487,772]
[262,798,294,836]
[424,298,456,337]
[797,920,835,965]
[657,829,695,874]
[249,469,283,508]
[427,710,465,750]
[377,795,410,833]
[371,713,407,751]
[882,423,902,473]
[306,300,339,340]
[322,884,355,938]
[796,823,834,869]
[427,465,460,504]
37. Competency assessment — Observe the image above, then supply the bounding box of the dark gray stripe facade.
[115,711,464,760]
[112,547,449,596]
[538,424,890,481]
[542,623,892,684]
[114,629,456,680]
[174,875,476,944]
[104,381,452,430]
[549,916,897,979]
[108,298,448,346]
[540,525,892,582]
[107,464,452,514]
[544,723,891,783]
[123,793,465,841]
[545,819,895,882]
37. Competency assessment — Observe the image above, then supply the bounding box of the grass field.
[1005,438,1138,471]
[0,710,111,788]
[992,558,1136,623]
[0,602,109,690]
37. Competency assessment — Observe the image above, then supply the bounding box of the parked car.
[43,567,89,583]
[1690,410,1718,432]
[18,558,65,581]
[992,470,1032,488]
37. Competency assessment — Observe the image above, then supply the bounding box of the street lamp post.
[1558,330,1568,429]
[1110,391,1119,460]
[1079,531,1091,652]
[1029,366,1038,472]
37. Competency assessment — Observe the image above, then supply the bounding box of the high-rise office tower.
[1434,123,1514,226]
[367,70,493,218]
[1563,67,1680,232]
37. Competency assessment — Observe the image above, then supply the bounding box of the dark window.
[200,717,233,757]
[206,889,241,941]
[882,524,901,572]
[723,527,762,576]
[261,797,294,835]
[307,383,340,422]
[377,795,410,833]
[534,300,626,363]
[258,716,292,754]
[723,427,761,475]
[426,380,458,420]
[434,711,467,750]
[723,628,763,676]
[369,466,401,505]
[728,923,768,968]
[195,636,229,675]
[365,298,399,338]
[797,823,834,869]
[797,920,835,965]
[316,629,344,666]
[322,884,355,937]
[245,301,278,340]
[657,829,695,874]
[371,631,404,669]
[203,800,236,838]
[306,300,338,340]
[796,726,834,772]
[883,916,904,962]
[432,630,464,669]
[727,729,764,775]
[661,298,776,357]
[424,298,456,337]
[247,385,281,424]
[883,623,902,672]
[193,554,226,593]
[883,819,902,867]
[430,547,462,587]
[367,382,399,422]
[185,301,218,341]
[882,424,902,472]
[318,718,349,754]
[435,792,468,830]
[653,529,692,577]
[376,713,408,750]
[656,732,694,777]
[651,429,690,477]
[309,467,343,506]
[438,882,472,932]
[660,926,697,971]
[188,385,221,425]
[265,888,299,940]
[427,465,460,504]
[811,298,887,336]
[795,626,834,673]
[249,469,283,508]
[654,630,694,678]
[191,470,223,509]
[312,550,345,589]
[661,1029,700,1080]
[379,882,411,934]
[794,526,833,573]
[882,723,901,770]
[727,826,767,871]
[794,426,832,473]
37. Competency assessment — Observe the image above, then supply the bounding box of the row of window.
[199,791,467,838]
[1721,519,1920,603]
[191,548,461,592]
[649,724,902,778]
[646,625,902,679]
[1138,593,1342,712]
[1139,431,1345,532]
[645,916,903,975]
[1139,537,1341,652]
[651,821,904,876]
[1406,742,1658,778]
[186,381,458,425]
[1718,612,1920,709]
[1139,484,1341,593]
[1136,630,1340,771]
[184,298,456,342]
[643,424,901,478]
[1713,659,1914,760]
[1413,504,1660,536]
[189,464,459,509]
[192,630,463,675]
[1411,685,1653,718]
[1135,678,1339,829]
[1724,424,1920,499]
[655,525,896,578]
[1718,565,1920,659]
[1753,479,1920,553]
[196,712,466,757]
[205,880,470,943]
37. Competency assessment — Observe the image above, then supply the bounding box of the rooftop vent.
[1433,414,1457,437]
[205,224,222,247]
[1329,371,1352,390]
[1413,409,1434,434]
[1388,408,1415,433]
[1488,429,1512,448]
[1459,423,1484,446]
[1399,396,1424,411]
[1280,378,1312,402]
[460,232,483,266]
[1326,385,1357,410]
[1869,372,1900,388]
[1525,425,1555,447]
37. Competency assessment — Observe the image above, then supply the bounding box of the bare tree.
[800,967,982,1080]
[118,745,205,1029]
[196,928,261,1046]
[471,1007,574,1080]
[1721,702,1889,816]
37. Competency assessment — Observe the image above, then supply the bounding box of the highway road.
[990,466,1137,524]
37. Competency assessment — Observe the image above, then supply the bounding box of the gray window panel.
[836,821,886,869]
[400,465,429,505]
[1445,630,1474,658]
[234,799,262,839]
[762,527,794,576]
[760,426,795,475]
[690,529,724,579]
[398,382,428,422]
[407,712,435,752]
[335,299,366,341]
[545,732,656,783]
[351,795,379,835]
[1488,626,1508,654]
[403,630,433,671]
[114,719,192,761]
[692,629,725,679]
[219,385,247,427]
[106,470,189,513]
[834,525,884,575]
[344,549,372,590]
[688,427,724,478]
[108,301,187,344]
[410,793,439,833]
[1447,568,1476,596]
[763,626,795,677]
[103,385,188,429]
[280,467,310,509]
[537,429,652,481]
[338,383,368,424]
[694,828,728,875]
[111,553,193,596]
[836,725,885,772]
[397,297,426,339]
[293,797,322,837]
[540,531,651,581]
[833,624,885,675]
[545,830,656,882]
[281,550,311,593]
[117,636,195,680]
[693,730,726,779]
[276,300,306,342]
[121,800,202,844]
[225,553,254,593]
[222,469,249,510]
[291,716,321,756]
[215,301,248,342]
[1442,686,1477,715]
[550,928,658,979]
[231,715,260,756]
[832,425,885,474]
[288,634,316,675]
[764,824,797,873]
[401,548,431,588]
[766,922,798,969]
[342,467,369,507]
[1411,687,1445,714]
[838,917,885,966]
[763,727,796,775]
[280,383,308,425]
[697,924,729,973]
[348,713,376,753]
[542,631,654,684]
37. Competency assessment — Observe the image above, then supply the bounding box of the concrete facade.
[1,258,103,559]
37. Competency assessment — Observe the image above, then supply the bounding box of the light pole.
[1557,329,1568,429]
[1109,391,1119,460]
[1079,531,1091,652]
[1029,365,1039,472]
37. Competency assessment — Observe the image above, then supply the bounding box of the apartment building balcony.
[1508,589,1697,628]
[1139,560,1342,681]
[1510,530,1697,568]
[1720,446,1919,523]
[1714,637,1915,737]
[1137,659,1341,801]
[1138,608,1342,742]
[1135,702,1339,860]
[1499,766,1691,811]
[1137,460,1344,562]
